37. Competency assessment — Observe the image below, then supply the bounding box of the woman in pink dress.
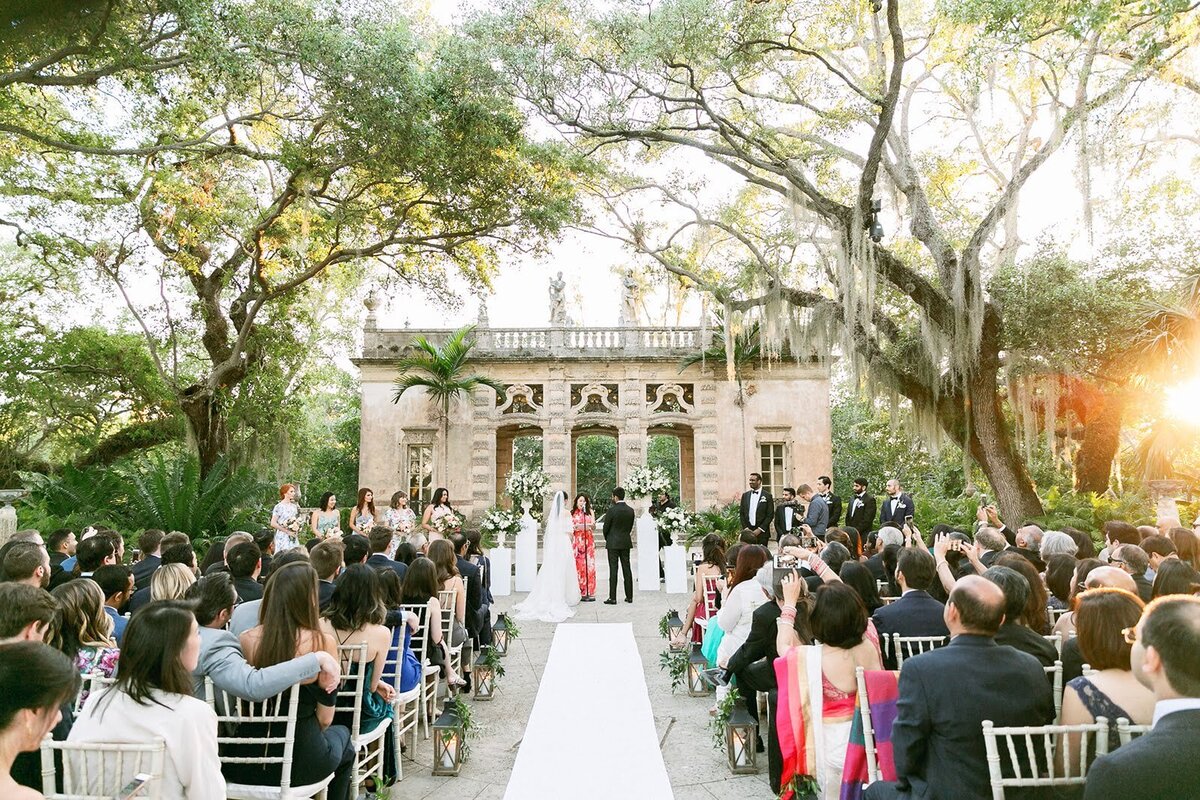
[571,494,597,601]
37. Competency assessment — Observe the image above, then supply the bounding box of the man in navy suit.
[864,576,1054,800]
[1084,595,1200,799]
[879,479,915,528]
[871,547,949,669]
[365,526,406,581]
[739,473,774,546]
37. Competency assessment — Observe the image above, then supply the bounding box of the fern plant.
[688,502,742,546]
[120,452,267,537]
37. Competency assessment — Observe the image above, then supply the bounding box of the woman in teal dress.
[310,492,342,541]
[322,563,397,783]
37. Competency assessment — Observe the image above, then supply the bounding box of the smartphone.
[117,774,152,799]
[978,494,989,509]
[904,515,914,525]
[949,539,962,552]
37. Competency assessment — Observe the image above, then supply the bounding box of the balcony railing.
[361,325,711,361]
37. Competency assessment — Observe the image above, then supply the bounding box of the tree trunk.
[1074,390,1124,495]
[75,417,185,467]
[965,377,1045,522]
[180,387,228,478]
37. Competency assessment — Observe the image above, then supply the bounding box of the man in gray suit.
[798,483,829,540]
[187,572,340,700]
[603,487,635,604]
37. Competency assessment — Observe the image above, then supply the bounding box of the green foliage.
[659,649,688,694]
[575,434,618,517]
[658,609,680,639]
[647,435,682,501]
[688,502,742,547]
[479,645,506,679]
[512,436,544,474]
[501,613,520,640]
[710,686,739,751]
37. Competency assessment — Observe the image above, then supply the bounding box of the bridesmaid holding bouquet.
[571,493,597,602]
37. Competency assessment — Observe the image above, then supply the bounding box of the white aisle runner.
[503,623,674,800]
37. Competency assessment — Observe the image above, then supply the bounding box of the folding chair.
[380,622,423,779]
[41,737,166,800]
[1044,633,1063,658]
[400,603,442,740]
[694,574,721,636]
[437,589,465,682]
[1047,606,1069,628]
[206,678,335,800]
[1045,660,1064,718]
[891,634,947,669]
[854,666,882,784]
[982,717,1110,799]
[1116,717,1151,747]
[73,672,116,714]
[334,643,391,799]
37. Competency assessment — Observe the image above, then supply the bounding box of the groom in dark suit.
[603,487,635,604]
[739,473,774,546]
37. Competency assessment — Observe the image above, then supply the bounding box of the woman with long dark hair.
[234,563,355,800]
[996,552,1052,635]
[427,539,468,644]
[400,557,465,687]
[571,493,597,601]
[323,564,396,781]
[1045,554,1078,609]
[311,492,342,541]
[682,533,726,643]
[839,561,883,614]
[0,642,79,800]
[383,491,417,536]
[349,488,376,536]
[69,601,224,799]
[715,545,770,669]
[420,487,454,538]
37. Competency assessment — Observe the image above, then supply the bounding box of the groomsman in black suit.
[844,478,877,536]
[817,476,842,528]
[773,488,801,539]
[879,479,915,528]
[739,473,774,546]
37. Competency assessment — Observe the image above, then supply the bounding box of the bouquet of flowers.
[655,505,694,542]
[505,467,550,506]
[432,510,466,537]
[625,464,671,498]
[286,515,304,536]
[479,506,521,548]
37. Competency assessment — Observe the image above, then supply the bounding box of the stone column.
[695,381,722,509]
[543,370,571,510]
[469,388,497,517]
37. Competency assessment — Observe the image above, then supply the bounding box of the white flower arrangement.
[479,506,522,547]
[625,464,671,498]
[505,467,551,505]
[432,510,466,536]
[655,505,694,540]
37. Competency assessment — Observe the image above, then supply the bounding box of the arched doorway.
[647,424,695,507]
[496,424,544,508]
[572,426,618,517]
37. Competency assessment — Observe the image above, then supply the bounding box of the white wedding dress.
[513,491,581,623]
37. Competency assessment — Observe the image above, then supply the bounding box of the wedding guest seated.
[51,579,119,683]
[984,565,1058,667]
[1151,558,1200,598]
[366,526,406,580]
[204,532,252,576]
[451,533,487,646]
[1083,596,1200,798]
[399,557,466,688]
[876,546,948,669]
[130,529,165,590]
[1014,524,1045,571]
[394,541,418,566]
[187,572,338,701]
[253,528,276,578]
[375,569,421,715]
[840,561,883,614]
[1065,527,1097,559]
[1045,553,1078,610]
[1099,520,1140,563]
[1052,558,1106,638]
[866,527,902,581]
[93,564,133,643]
[47,528,76,573]
[776,576,881,800]
[1058,588,1152,768]
[879,543,902,597]
[683,535,726,644]
[323,564,397,782]
[69,601,224,799]
[235,563,355,800]
[428,539,471,684]
[227,541,264,603]
[1110,543,1153,602]
[1139,534,1176,575]
[995,552,1051,635]
[806,541,851,592]
[1039,529,1079,565]
[2,541,51,589]
[229,549,311,636]
[864,576,1055,800]
[0,641,81,800]
[1167,526,1198,569]
[151,562,197,603]
[1061,566,1139,684]
[406,532,429,556]
[310,540,344,609]
[465,531,494,607]
[715,545,771,669]
[49,534,116,589]
[128,541,196,613]
[342,533,370,567]
[975,527,1008,567]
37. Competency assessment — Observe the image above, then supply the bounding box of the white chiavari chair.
[41,737,166,800]
[982,717,1110,799]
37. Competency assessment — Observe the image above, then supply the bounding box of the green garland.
[479,645,506,679]
[658,649,688,693]
[709,688,739,750]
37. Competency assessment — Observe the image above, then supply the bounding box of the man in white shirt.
[1084,595,1200,798]
[739,472,774,546]
[879,479,915,528]
[773,487,799,538]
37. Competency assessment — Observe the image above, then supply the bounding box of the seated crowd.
[681,478,1200,800]
[0,519,495,800]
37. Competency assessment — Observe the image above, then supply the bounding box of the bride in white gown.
[513,490,581,623]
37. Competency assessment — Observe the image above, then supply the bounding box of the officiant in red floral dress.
[572,494,597,601]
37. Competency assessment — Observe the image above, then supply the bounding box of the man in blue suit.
[1084,595,1200,799]
[879,479,915,528]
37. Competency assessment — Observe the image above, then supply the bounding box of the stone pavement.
[390,553,776,800]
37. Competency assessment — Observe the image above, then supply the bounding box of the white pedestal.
[515,510,538,592]
[635,506,661,592]
[664,545,688,594]
[491,547,512,597]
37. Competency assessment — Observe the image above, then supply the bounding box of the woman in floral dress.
[383,491,417,549]
[571,493,597,601]
[51,579,119,707]
[270,483,302,553]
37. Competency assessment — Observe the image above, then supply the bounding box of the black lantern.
[725,699,758,774]
[431,700,465,776]
[491,614,509,656]
[667,610,687,652]
[473,650,496,701]
[687,642,711,697]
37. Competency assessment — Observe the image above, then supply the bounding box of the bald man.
[865,576,1055,800]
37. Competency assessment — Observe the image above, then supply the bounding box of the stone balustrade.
[361,325,711,361]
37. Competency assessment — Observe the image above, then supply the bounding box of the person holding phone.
[879,479,915,528]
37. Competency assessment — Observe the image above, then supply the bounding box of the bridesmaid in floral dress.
[271,483,302,553]
[571,494,597,602]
